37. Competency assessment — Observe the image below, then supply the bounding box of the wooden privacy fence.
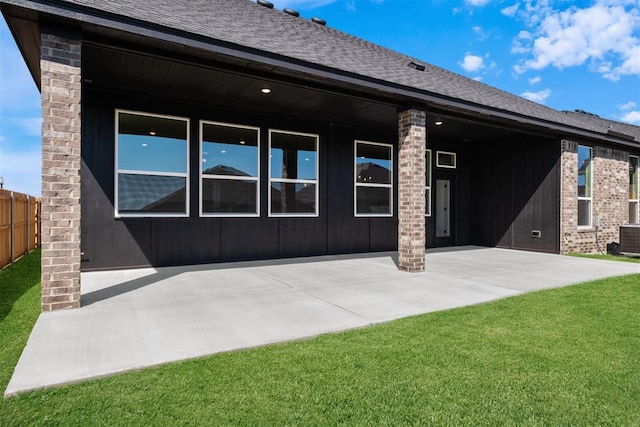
[0,189,40,269]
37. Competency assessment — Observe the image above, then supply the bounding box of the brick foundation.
[560,140,629,254]
[40,27,82,311]
[398,109,426,272]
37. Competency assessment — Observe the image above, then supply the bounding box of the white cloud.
[466,0,490,6]
[621,110,640,124]
[511,1,640,80]
[618,101,640,124]
[619,101,637,111]
[528,76,542,84]
[501,3,519,17]
[460,54,485,72]
[520,88,552,103]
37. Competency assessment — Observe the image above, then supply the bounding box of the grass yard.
[569,252,640,263]
[1,252,639,425]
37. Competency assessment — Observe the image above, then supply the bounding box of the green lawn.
[1,252,639,425]
[569,252,640,263]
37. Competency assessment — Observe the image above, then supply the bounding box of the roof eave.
[2,0,638,148]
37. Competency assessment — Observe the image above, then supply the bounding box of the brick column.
[40,27,82,311]
[560,140,578,254]
[398,109,426,272]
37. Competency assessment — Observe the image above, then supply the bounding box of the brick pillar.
[398,109,426,272]
[40,27,82,311]
[560,140,578,254]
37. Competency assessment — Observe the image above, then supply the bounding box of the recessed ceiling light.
[141,143,148,147]
[434,121,443,126]
[261,88,272,94]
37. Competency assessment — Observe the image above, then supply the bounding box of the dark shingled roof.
[6,0,640,142]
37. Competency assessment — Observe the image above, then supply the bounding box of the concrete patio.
[5,247,639,396]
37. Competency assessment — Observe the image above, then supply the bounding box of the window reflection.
[116,111,189,216]
[355,141,393,216]
[201,122,260,216]
[269,130,319,216]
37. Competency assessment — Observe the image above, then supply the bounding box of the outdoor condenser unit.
[619,225,640,256]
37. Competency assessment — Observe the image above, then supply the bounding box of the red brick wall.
[560,140,629,254]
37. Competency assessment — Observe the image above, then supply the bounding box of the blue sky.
[1,0,640,197]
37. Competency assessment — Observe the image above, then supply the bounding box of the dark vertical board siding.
[82,89,398,270]
[471,137,559,253]
[220,218,277,260]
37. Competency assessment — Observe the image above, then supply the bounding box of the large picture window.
[577,145,592,227]
[630,155,639,224]
[355,141,393,216]
[115,110,189,216]
[269,130,319,216]
[200,122,259,216]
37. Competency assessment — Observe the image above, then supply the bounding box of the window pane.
[578,199,591,227]
[271,182,316,214]
[270,132,317,180]
[630,156,639,200]
[356,186,391,215]
[202,123,258,177]
[118,174,186,213]
[425,150,431,187]
[425,188,431,216]
[202,178,257,214]
[118,112,187,173]
[437,152,456,168]
[578,146,592,198]
[630,201,639,224]
[356,143,391,184]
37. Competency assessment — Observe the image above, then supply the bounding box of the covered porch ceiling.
[82,41,523,144]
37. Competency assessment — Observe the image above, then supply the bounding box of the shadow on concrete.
[82,251,399,306]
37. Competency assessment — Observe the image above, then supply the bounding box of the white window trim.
[577,145,592,228]
[199,120,260,218]
[630,155,639,224]
[425,149,432,217]
[114,109,190,218]
[268,129,319,217]
[436,151,456,169]
[354,140,394,218]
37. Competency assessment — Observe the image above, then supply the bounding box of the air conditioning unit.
[619,225,640,256]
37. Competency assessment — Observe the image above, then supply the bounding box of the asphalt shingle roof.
[20,0,640,142]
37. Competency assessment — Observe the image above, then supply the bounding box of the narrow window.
[436,151,456,168]
[355,140,393,217]
[115,110,189,217]
[577,145,592,227]
[200,121,259,216]
[269,130,319,216]
[425,149,432,217]
[630,155,639,224]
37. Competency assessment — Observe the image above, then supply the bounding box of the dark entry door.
[435,176,455,247]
